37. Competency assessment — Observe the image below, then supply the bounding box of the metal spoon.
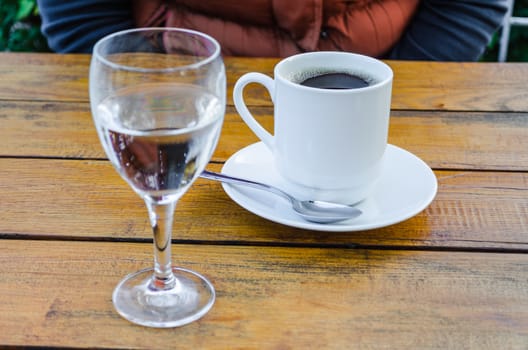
[200,170,362,224]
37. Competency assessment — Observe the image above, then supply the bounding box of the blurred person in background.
[37,0,508,61]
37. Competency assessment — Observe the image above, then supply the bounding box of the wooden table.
[1,53,527,349]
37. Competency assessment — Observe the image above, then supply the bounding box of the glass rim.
[92,27,222,73]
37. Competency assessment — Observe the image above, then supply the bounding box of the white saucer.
[221,142,437,232]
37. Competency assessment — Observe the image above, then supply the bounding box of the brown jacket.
[132,0,420,57]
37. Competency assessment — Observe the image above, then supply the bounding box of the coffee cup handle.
[233,72,275,151]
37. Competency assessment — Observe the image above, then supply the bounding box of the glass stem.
[145,199,177,291]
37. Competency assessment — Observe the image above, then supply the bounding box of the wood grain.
[1,54,528,349]
[1,158,527,250]
[2,53,528,112]
[0,53,90,102]
[389,110,528,171]
[228,59,528,112]
[1,101,527,171]
[0,100,101,159]
[0,239,526,349]
[389,61,528,112]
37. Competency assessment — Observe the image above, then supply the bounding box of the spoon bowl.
[200,170,362,223]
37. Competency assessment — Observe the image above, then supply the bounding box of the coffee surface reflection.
[300,72,369,89]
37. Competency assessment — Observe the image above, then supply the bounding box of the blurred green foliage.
[506,0,528,61]
[0,0,49,52]
[482,0,528,61]
[1,0,528,60]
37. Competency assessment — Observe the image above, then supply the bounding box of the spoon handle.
[200,170,293,203]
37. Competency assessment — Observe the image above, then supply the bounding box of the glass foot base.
[112,267,215,328]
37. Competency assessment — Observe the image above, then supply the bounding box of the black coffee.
[300,72,369,90]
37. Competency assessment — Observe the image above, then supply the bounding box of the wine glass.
[89,28,225,328]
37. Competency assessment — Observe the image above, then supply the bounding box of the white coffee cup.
[233,51,393,204]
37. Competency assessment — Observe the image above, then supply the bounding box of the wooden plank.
[0,101,101,159]
[389,61,528,112]
[0,239,526,349]
[0,53,90,102]
[0,101,255,163]
[389,110,528,171]
[1,159,527,250]
[219,108,528,172]
[228,59,528,112]
[2,53,528,112]
[1,101,527,171]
